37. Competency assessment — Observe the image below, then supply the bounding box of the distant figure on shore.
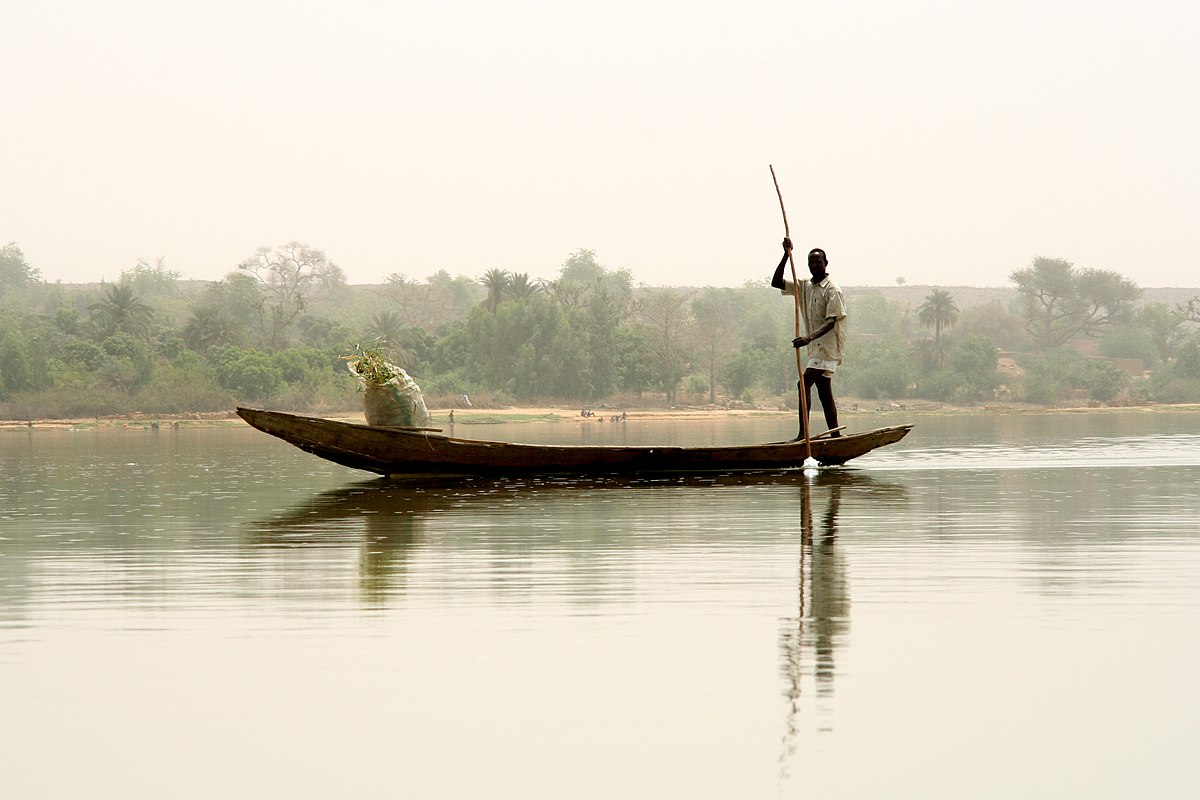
[771,238,846,438]
[460,393,472,408]
[448,410,455,424]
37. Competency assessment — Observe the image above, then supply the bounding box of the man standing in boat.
[771,238,846,438]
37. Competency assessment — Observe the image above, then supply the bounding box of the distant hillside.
[842,285,1014,310]
[841,285,1199,310]
[54,278,1200,312]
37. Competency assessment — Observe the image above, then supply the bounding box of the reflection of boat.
[237,407,913,477]
[249,471,907,608]
[249,471,903,536]
[246,481,457,541]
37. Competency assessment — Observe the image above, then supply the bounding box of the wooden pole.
[769,165,812,459]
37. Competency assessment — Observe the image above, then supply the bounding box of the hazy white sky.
[4,0,1197,288]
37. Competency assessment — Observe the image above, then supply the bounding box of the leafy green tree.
[384,270,481,332]
[430,324,469,387]
[546,249,603,309]
[612,325,659,397]
[948,334,999,400]
[720,349,761,401]
[295,316,353,350]
[97,333,155,393]
[0,243,40,296]
[637,287,695,405]
[1017,348,1078,404]
[1010,257,1141,348]
[917,289,959,367]
[96,358,143,394]
[914,369,962,402]
[1097,324,1160,369]
[209,347,284,401]
[1069,359,1128,403]
[413,328,438,370]
[62,339,105,371]
[1145,336,1200,403]
[1173,337,1200,379]
[545,250,635,316]
[841,339,910,399]
[1017,347,1128,405]
[955,301,1034,352]
[691,288,745,404]
[576,285,621,400]
[52,307,85,337]
[456,294,586,400]
[1135,303,1185,363]
[132,353,231,414]
[1178,296,1200,325]
[0,321,34,398]
[182,273,261,353]
[684,374,709,399]
[88,283,155,341]
[851,291,905,336]
[527,250,637,401]
[121,257,181,299]
[272,347,341,384]
[742,332,797,397]
[152,331,188,362]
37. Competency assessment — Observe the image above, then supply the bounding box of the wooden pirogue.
[237,407,912,478]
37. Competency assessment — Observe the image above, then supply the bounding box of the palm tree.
[183,306,247,353]
[368,311,406,348]
[88,283,155,341]
[917,289,960,367]
[480,269,510,313]
[505,273,541,301]
[366,310,416,368]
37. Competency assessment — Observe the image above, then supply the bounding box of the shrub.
[914,369,963,401]
[134,362,232,413]
[1068,359,1128,403]
[212,349,283,402]
[841,339,910,399]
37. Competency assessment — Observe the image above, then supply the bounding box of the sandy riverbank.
[4,400,1199,431]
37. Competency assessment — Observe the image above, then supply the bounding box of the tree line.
[2,241,1200,420]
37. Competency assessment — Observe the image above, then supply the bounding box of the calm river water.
[2,411,1199,798]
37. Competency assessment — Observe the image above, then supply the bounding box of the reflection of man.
[808,480,847,694]
[780,476,849,761]
[771,238,847,437]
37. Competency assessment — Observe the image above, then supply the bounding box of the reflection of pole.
[798,472,813,630]
[801,474,814,547]
[779,473,814,779]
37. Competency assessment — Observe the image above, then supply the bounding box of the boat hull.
[236,408,912,477]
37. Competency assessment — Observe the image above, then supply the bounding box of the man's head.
[807,248,828,281]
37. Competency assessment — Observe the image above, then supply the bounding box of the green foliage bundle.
[343,343,400,386]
